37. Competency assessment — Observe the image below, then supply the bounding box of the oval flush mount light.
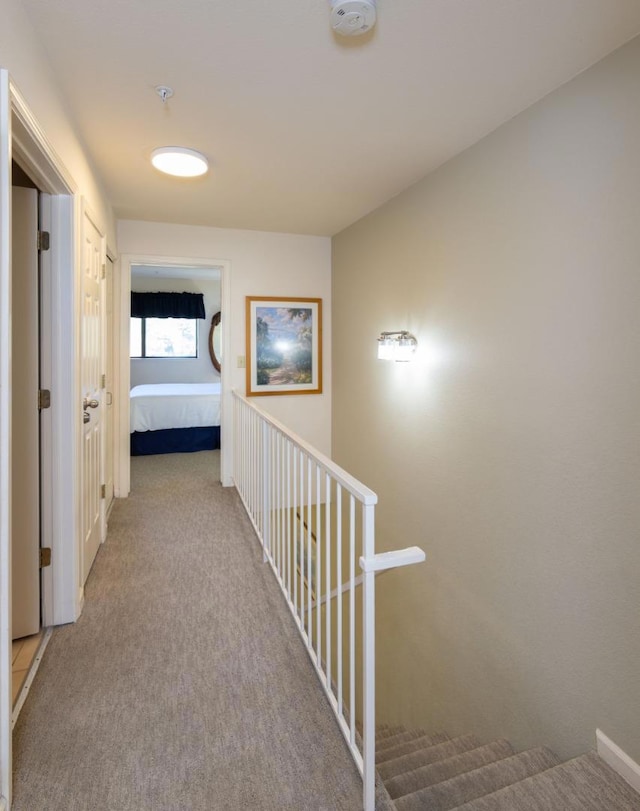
[151,146,208,178]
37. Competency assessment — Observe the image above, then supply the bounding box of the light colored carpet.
[375,725,640,810]
[12,451,365,810]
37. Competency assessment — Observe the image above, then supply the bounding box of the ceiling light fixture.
[151,86,209,178]
[151,146,209,178]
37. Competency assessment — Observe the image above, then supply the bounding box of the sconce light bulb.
[377,330,417,361]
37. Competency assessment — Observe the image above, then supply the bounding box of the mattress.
[130,383,221,433]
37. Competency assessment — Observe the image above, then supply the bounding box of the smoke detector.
[330,0,376,37]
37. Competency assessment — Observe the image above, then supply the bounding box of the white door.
[11,186,40,639]
[81,210,105,583]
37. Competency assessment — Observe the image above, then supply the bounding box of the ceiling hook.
[155,85,174,104]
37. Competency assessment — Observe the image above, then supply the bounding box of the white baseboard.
[596,728,640,794]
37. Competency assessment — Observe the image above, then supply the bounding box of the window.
[130,317,198,358]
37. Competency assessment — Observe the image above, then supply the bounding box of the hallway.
[12,452,363,810]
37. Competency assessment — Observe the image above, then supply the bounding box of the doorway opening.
[2,76,79,806]
[118,256,231,498]
[10,162,49,714]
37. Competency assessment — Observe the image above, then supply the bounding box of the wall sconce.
[377,331,418,361]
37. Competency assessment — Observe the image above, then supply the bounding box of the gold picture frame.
[246,296,322,396]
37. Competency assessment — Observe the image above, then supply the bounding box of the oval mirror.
[208,311,222,373]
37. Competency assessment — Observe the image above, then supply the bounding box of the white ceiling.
[21,0,640,236]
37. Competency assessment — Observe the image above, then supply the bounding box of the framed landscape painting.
[246,296,322,396]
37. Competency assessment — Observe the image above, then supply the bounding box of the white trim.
[117,255,232,495]
[11,628,53,728]
[9,87,76,195]
[220,261,232,486]
[359,546,426,573]
[112,253,124,496]
[50,194,79,624]
[596,729,640,795]
[0,67,13,808]
[9,81,79,626]
[39,193,54,628]
[0,71,82,811]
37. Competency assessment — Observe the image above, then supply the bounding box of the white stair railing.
[232,390,425,811]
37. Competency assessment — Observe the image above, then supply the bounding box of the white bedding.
[130,383,221,433]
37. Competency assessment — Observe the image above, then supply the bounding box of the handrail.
[312,573,365,609]
[231,389,425,811]
[360,546,426,573]
[233,393,378,506]
[312,554,425,609]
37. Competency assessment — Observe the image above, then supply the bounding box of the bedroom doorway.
[117,257,231,498]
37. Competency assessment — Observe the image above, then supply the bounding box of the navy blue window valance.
[131,292,206,319]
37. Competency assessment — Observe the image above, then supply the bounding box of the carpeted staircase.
[374,724,640,810]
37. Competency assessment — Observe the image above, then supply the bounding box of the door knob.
[83,411,91,424]
[83,397,99,410]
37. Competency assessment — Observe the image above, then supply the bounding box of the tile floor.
[12,631,43,706]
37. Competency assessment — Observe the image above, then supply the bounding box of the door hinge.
[101,484,106,499]
[37,231,50,251]
[40,547,52,568]
[38,389,51,410]
[101,263,106,280]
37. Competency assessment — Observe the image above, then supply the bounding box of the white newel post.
[361,503,376,811]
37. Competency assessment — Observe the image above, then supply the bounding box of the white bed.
[130,383,221,455]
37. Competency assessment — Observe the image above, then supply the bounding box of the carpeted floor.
[12,451,364,810]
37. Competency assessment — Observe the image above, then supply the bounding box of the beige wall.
[130,275,221,387]
[1,0,114,244]
[118,220,332,454]
[332,36,640,762]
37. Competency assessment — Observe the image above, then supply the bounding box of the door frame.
[117,255,232,497]
[0,74,79,807]
[103,253,116,517]
[11,84,80,627]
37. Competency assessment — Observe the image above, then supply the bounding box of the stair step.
[377,732,451,764]
[394,747,560,811]
[378,735,482,781]
[375,780,397,811]
[385,739,515,799]
[377,725,406,741]
[377,729,429,752]
[450,751,640,810]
